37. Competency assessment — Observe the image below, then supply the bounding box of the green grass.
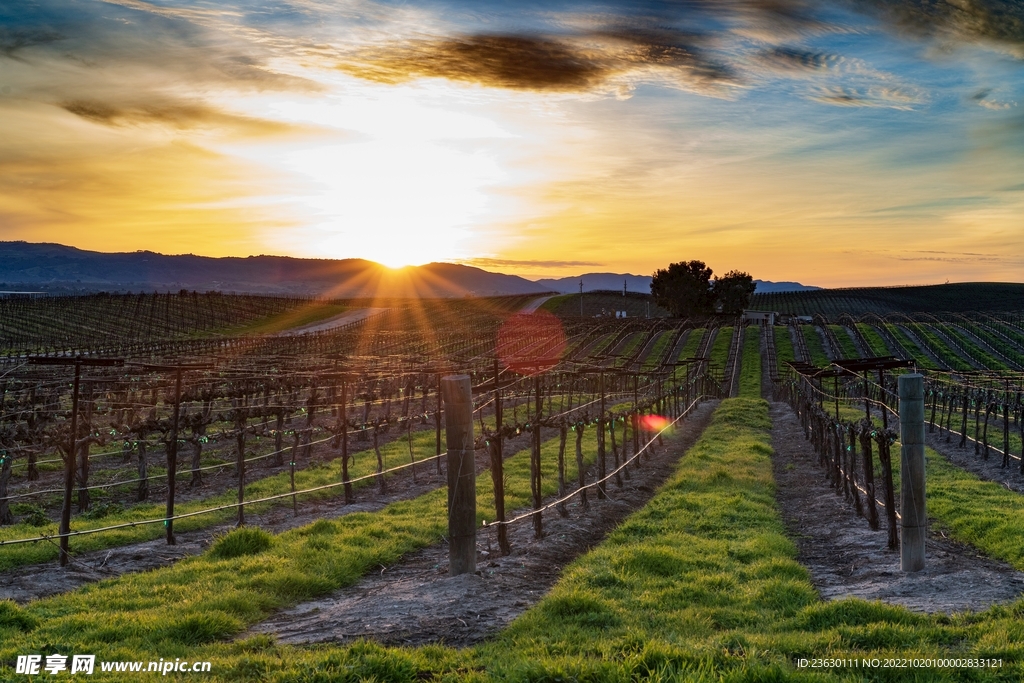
[611,332,646,368]
[709,326,733,369]
[540,294,572,314]
[641,330,674,371]
[884,324,933,368]
[8,399,1024,681]
[0,425,607,667]
[907,323,973,371]
[677,328,703,360]
[924,444,1024,570]
[225,303,348,336]
[774,325,796,377]
[855,324,891,357]
[801,326,831,366]
[827,325,859,359]
[738,326,761,398]
[0,425,459,570]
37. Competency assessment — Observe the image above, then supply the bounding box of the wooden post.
[59,362,81,567]
[166,368,182,545]
[435,373,443,475]
[597,372,606,499]
[531,374,543,538]
[342,380,352,503]
[899,373,926,572]
[491,360,510,553]
[442,375,476,576]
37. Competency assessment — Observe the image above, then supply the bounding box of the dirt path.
[274,308,387,336]
[518,296,557,314]
[769,401,1024,613]
[243,400,720,648]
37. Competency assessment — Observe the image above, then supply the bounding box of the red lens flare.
[496,310,566,373]
[640,414,671,433]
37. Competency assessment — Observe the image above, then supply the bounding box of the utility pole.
[579,280,584,317]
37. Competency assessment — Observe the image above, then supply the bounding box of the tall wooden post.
[59,362,82,567]
[342,380,352,503]
[597,372,606,499]
[442,375,476,576]
[435,373,443,475]
[166,368,182,545]
[491,359,509,554]
[531,375,543,538]
[899,374,926,572]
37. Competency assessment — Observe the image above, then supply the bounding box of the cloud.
[0,27,65,59]
[809,83,924,109]
[340,34,609,91]
[757,46,840,71]
[59,97,301,135]
[336,23,742,95]
[852,0,1024,54]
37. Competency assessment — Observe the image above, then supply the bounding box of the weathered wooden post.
[442,375,476,576]
[899,373,926,572]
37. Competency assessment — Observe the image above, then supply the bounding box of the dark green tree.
[714,270,756,315]
[650,260,715,317]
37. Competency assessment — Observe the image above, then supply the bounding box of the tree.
[650,260,714,318]
[714,270,756,315]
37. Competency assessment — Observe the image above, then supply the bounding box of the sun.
[247,82,512,268]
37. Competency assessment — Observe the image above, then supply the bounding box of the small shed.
[742,310,775,325]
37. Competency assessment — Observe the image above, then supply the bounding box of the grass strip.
[640,331,674,371]
[0,424,606,671]
[774,325,796,377]
[884,324,933,368]
[924,444,1024,570]
[709,326,733,370]
[801,326,831,367]
[0,426,453,569]
[738,326,761,398]
[677,328,703,361]
[856,323,891,357]
[223,303,348,336]
[827,325,859,359]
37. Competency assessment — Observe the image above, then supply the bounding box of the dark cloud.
[338,27,736,93]
[852,0,1024,52]
[342,34,609,90]
[758,46,839,71]
[0,27,65,59]
[59,98,298,135]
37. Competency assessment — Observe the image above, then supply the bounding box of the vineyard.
[3,291,1024,681]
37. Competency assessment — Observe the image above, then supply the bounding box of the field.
[2,291,1024,681]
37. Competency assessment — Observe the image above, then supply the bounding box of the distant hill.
[533,273,819,294]
[750,282,1024,316]
[0,242,551,298]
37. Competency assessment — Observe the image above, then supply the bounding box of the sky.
[1,0,1024,287]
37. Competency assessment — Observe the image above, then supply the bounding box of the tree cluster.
[649,261,756,318]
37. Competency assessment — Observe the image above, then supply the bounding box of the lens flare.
[640,414,671,433]
[496,310,566,373]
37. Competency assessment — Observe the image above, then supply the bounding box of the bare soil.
[769,401,1024,613]
[243,400,721,648]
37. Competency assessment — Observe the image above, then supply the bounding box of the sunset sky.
[2,0,1024,287]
